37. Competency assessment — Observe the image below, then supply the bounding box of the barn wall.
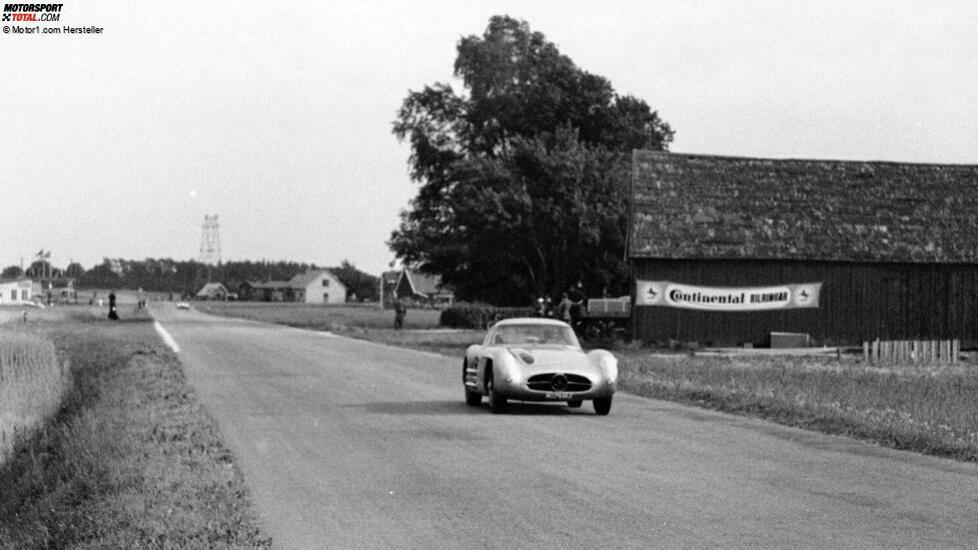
[631,259,978,347]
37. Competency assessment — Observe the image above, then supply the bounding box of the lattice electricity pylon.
[199,215,221,265]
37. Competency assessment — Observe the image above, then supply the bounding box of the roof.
[196,282,228,296]
[492,317,571,327]
[400,270,453,297]
[629,151,978,263]
[287,269,346,290]
[248,280,286,289]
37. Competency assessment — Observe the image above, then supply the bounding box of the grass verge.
[194,302,442,331]
[0,308,270,548]
[615,352,978,462]
[0,330,68,465]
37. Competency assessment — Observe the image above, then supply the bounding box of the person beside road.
[557,293,573,324]
[393,298,407,330]
[568,282,586,334]
[108,291,119,320]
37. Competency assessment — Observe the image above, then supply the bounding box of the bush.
[439,305,534,329]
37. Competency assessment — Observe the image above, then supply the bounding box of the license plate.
[545,392,574,400]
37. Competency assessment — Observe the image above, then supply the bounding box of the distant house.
[242,269,347,304]
[236,281,258,301]
[0,278,37,305]
[196,282,229,301]
[394,269,454,308]
[287,269,347,304]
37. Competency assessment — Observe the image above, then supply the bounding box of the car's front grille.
[526,373,592,392]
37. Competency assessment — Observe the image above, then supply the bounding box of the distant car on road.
[176,301,191,310]
[462,318,617,415]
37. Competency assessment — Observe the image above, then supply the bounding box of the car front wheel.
[487,371,507,414]
[593,396,612,416]
[464,360,482,406]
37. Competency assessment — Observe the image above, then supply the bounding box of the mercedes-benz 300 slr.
[462,318,617,415]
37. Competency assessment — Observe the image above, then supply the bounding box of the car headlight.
[509,349,535,365]
[600,355,618,383]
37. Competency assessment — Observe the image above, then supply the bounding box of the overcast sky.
[2,1,976,275]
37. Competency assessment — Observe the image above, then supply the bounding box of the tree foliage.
[57,257,379,301]
[391,16,673,305]
[330,260,379,301]
[1,265,24,279]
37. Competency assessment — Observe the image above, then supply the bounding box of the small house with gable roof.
[394,269,454,308]
[196,282,230,301]
[287,269,347,304]
[236,270,347,303]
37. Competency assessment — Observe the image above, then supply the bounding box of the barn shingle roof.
[629,151,978,263]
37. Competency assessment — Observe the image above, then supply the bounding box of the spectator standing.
[393,298,407,330]
[568,282,586,333]
[557,293,573,323]
[108,291,119,320]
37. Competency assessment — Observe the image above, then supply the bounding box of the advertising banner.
[635,280,821,311]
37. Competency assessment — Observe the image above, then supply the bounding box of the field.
[200,302,978,462]
[0,327,68,466]
[617,352,978,461]
[0,306,269,547]
[194,302,443,331]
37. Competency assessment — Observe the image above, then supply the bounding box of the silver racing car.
[462,318,617,415]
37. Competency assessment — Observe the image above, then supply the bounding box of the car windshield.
[487,324,580,348]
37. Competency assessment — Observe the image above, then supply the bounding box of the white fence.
[862,339,960,364]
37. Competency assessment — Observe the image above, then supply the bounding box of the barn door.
[880,272,908,339]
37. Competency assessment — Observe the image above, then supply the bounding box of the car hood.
[506,347,591,372]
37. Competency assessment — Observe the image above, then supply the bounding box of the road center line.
[154,321,180,353]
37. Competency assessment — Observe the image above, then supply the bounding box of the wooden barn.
[628,151,978,348]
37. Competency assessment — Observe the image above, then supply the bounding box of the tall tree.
[391,16,672,304]
[330,260,379,302]
[64,262,86,280]
[1,265,24,279]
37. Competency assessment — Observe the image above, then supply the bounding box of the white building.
[288,269,347,304]
[0,278,37,306]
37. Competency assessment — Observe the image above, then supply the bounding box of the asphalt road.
[152,304,978,549]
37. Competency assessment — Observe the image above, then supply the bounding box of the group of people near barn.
[534,282,587,334]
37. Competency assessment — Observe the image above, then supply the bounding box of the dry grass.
[0,308,270,548]
[195,301,443,330]
[616,351,978,461]
[0,330,69,466]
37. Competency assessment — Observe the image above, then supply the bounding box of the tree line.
[1,258,379,301]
